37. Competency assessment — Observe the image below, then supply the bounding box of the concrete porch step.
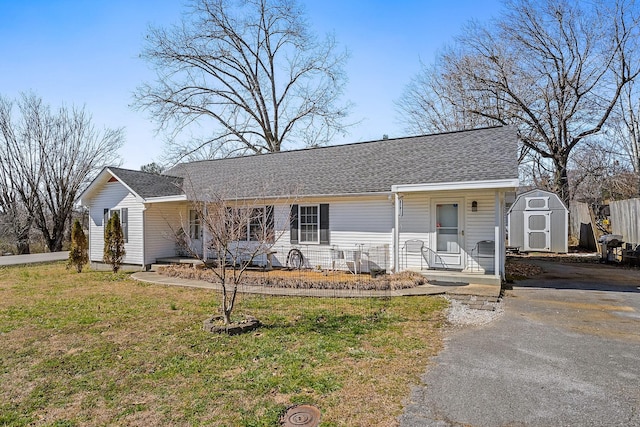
[418,269,501,286]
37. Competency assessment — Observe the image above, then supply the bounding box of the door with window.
[188,209,203,255]
[432,200,464,270]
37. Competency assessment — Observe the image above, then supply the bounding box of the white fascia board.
[77,167,112,206]
[391,178,519,193]
[145,194,188,203]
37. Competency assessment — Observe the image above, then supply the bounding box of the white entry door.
[432,200,464,270]
[524,211,550,251]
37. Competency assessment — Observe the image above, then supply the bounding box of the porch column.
[202,203,208,262]
[393,192,400,272]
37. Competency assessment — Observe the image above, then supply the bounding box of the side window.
[525,197,549,210]
[189,209,201,239]
[105,209,127,243]
[299,205,319,243]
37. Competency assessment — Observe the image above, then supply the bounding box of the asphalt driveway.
[400,258,640,427]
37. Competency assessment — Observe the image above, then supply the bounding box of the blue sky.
[0,0,502,169]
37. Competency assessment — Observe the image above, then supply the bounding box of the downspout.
[142,203,149,271]
[393,192,400,272]
[494,192,501,278]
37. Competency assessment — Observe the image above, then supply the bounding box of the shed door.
[524,211,550,251]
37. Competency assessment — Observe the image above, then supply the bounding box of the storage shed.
[507,189,568,253]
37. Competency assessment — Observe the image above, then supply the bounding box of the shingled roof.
[109,167,184,199]
[165,126,518,199]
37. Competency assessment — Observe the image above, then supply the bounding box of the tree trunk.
[554,157,571,210]
[47,234,65,253]
[222,309,232,325]
[16,239,30,255]
[15,226,31,254]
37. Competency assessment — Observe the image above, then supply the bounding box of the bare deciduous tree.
[140,162,164,175]
[397,0,640,208]
[397,60,502,136]
[175,192,288,325]
[0,93,124,252]
[0,165,33,254]
[134,0,351,162]
[570,139,638,207]
[610,82,640,194]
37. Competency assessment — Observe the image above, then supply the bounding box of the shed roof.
[166,126,518,199]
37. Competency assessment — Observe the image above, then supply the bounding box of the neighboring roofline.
[391,178,520,193]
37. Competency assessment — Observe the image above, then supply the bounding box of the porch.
[411,268,502,286]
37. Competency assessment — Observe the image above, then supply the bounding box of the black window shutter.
[121,208,128,243]
[290,204,299,244]
[319,203,330,244]
[103,208,109,227]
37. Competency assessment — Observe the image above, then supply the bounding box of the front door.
[432,200,464,270]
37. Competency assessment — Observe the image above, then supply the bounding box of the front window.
[299,205,319,243]
[189,209,201,239]
[248,208,265,241]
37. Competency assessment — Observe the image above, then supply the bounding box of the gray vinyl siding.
[88,181,144,265]
[398,190,500,272]
[271,196,393,272]
[398,193,431,270]
[464,193,498,272]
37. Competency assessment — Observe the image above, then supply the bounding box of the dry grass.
[0,262,447,426]
[158,265,426,290]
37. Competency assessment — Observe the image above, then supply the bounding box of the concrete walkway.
[130,271,501,298]
[0,251,68,266]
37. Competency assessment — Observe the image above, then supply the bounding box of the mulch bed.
[505,261,543,279]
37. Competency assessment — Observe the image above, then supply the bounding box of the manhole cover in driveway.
[281,404,321,427]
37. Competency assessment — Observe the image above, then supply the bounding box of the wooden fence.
[570,201,597,250]
[610,198,640,245]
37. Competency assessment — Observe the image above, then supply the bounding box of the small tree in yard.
[176,194,286,326]
[103,212,125,273]
[67,219,88,273]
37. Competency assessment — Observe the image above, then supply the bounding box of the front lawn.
[0,263,446,426]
